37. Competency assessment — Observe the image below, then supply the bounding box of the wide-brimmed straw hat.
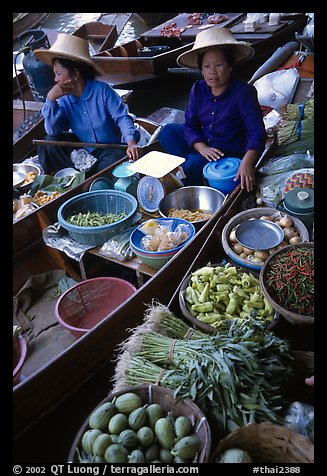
[34,32,104,75]
[177,27,254,69]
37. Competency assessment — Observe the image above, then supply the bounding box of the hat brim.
[34,49,105,76]
[177,43,255,69]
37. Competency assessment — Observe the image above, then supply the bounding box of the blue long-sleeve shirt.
[42,79,139,151]
[184,78,266,158]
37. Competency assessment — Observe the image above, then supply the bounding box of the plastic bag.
[71,148,97,171]
[258,154,314,176]
[284,401,314,442]
[254,69,300,112]
[99,226,137,261]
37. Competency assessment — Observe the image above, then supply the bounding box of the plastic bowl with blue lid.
[203,157,241,194]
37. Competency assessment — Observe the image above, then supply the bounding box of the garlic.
[289,236,302,245]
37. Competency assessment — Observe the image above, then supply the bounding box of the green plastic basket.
[57,190,138,246]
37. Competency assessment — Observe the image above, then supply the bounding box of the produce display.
[182,263,274,329]
[228,214,304,265]
[114,303,293,434]
[66,211,126,227]
[264,246,314,316]
[75,391,200,463]
[167,208,213,222]
[140,221,189,252]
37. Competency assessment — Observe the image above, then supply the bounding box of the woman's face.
[53,60,74,85]
[201,48,232,94]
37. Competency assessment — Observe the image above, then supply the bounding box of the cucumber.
[81,429,102,454]
[137,426,154,448]
[171,435,199,460]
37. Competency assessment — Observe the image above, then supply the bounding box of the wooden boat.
[135,13,179,28]
[13,13,49,41]
[13,135,313,459]
[166,12,308,82]
[92,13,246,89]
[13,52,313,457]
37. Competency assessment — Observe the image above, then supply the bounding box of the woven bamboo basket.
[211,422,314,463]
[259,242,314,325]
[68,384,211,463]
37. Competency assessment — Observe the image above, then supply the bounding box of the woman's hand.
[47,80,76,101]
[234,150,258,192]
[193,142,224,161]
[126,141,139,161]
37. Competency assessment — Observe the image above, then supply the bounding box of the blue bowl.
[89,177,114,191]
[130,217,196,256]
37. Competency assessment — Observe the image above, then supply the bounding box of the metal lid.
[284,187,314,214]
[112,161,136,178]
[203,158,241,181]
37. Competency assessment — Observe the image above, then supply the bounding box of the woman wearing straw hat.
[33,33,140,175]
[159,27,266,192]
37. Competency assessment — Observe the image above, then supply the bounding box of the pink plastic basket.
[55,277,137,339]
[13,335,27,386]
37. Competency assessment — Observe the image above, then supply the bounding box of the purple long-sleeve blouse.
[184,78,266,158]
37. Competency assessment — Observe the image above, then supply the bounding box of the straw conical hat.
[34,32,104,75]
[177,27,254,69]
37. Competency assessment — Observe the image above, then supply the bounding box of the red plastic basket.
[55,277,137,339]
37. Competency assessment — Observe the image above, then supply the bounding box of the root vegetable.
[289,236,302,245]
[231,243,243,255]
[278,216,293,228]
[229,229,237,242]
[243,247,254,255]
[283,227,297,241]
[254,250,269,261]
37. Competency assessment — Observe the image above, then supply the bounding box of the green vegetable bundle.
[113,303,293,434]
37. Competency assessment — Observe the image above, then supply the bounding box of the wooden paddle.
[33,139,128,150]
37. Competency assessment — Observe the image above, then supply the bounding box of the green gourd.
[128,449,146,463]
[117,429,138,450]
[114,392,143,415]
[104,444,129,463]
[108,413,128,434]
[171,435,199,460]
[146,403,163,429]
[174,416,192,439]
[154,417,175,450]
[92,433,113,457]
[81,429,102,454]
[128,404,148,431]
[137,426,155,447]
[88,402,117,430]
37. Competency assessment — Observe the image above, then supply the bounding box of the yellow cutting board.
[127,151,185,178]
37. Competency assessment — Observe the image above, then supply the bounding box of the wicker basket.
[68,384,211,463]
[259,242,314,325]
[179,263,278,334]
[221,207,309,272]
[211,422,314,463]
[57,190,138,246]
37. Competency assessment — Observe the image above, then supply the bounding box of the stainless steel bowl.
[13,163,41,193]
[158,186,226,229]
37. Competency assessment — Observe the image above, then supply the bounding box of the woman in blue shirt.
[159,28,266,192]
[34,33,140,175]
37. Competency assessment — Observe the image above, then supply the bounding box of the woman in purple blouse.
[34,33,140,175]
[159,28,266,192]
